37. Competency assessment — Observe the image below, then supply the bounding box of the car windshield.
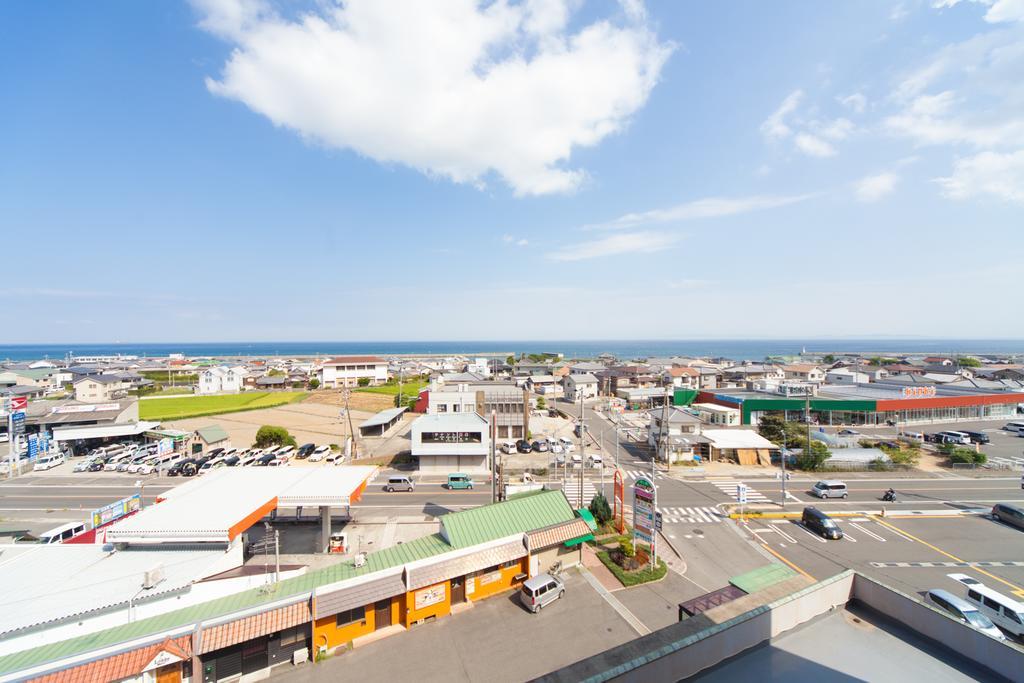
[821,519,837,528]
[964,611,993,628]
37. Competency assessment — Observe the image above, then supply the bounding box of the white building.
[692,402,741,426]
[318,356,389,388]
[781,364,826,383]
[647,407,702,463]
[73,375,130,403]
[197,366,248,394]
[410,412,490,474]
[563,373,599,402]
[826,368,869,385]
[466,357,492,377]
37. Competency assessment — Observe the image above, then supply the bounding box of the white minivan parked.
[33,453,66,472]
[948,574,1024,638]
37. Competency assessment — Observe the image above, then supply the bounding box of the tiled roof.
[441,490,575,549]
[406,541,525,590]
[33,636,190,683]
[527,518,593,550]
[198,601,310,654]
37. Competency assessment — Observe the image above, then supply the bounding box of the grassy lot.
[139,392,307,421]
[354,380,428,396]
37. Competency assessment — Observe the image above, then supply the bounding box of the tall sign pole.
[578,393,585,509]
[632,477,657,568]
[490,409,497,503]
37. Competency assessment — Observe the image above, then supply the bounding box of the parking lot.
[843,419,1024,470]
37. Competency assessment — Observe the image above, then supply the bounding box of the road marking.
[578,565,651,636]
[850,522,886,542]
[873,517,1024,598]
[791,522,828,543]
[773,526,798,544]
[871,561,1024,568]
[842,531,858,543]
[759,543,814,581]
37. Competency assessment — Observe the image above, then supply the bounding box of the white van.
[275,445,295,458]
[1002,421,1024,433]
[589,453,603,468]
[938,431,971,445]
[949,574,1024,638]
[38,521,87,544]
[309,445,331,462]
[900,431,924,441]
[33,453,66,472]
[501,441,517,455]
[559,437,576,453]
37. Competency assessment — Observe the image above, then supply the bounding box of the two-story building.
[318,356,389,388]
[780,364,825,384]
[73,375,130,403]
[647,407,702,463]
[664,366,700,389]
[198,366,248,394]
[563,373,599,402]
[422,379,529,440]
[411,412,491,473]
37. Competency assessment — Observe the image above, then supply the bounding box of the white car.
[309,445,331,462]
[559,437,576,453]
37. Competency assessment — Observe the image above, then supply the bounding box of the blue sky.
[2,0,1022,343]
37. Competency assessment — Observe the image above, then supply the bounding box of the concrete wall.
[851,574,1020,682]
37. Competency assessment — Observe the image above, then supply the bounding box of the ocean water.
[2,340,1023,362]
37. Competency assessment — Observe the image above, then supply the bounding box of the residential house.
[191,424,231,455]
[73,375,130,403]
[664,366,700,389]
[198,366,248,394]
[569,361,606,375]
[524,375,560,396]
[563,373,599,402]
[647,407,702,463]
[780,364,825,383]
[724,364,785,383]
[318,356,389,388]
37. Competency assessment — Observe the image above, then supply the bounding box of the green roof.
[441,489,575,548]
[195,424,229,443]
[730,564,797,594]
[0,533,452,677]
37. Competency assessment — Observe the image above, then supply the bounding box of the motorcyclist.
[883,487,896,501]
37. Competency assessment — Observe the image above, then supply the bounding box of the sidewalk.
[581,544,624,592]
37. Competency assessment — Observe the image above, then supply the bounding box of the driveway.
[273,569,638,682]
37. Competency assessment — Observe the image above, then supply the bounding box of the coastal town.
[1,348,1023,681]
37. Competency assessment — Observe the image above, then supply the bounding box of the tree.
[822,354,836,364]
[589,493,612,526]
[796,440,831,471]
[357,377,371,387]
[267,369,285,377]
[536,396,546,410]
[506,355,515,366]
[757,414,788,446]
[254,425,297,448]
[308,378,320,390]
[958,356,981,368]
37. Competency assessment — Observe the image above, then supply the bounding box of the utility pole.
[490,409,497,503]
[658,385,670,473]
[578,393,585,509]
[274,528,280,583]
[343,388,358,459]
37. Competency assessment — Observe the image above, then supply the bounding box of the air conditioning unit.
[292,649,309,665]
[353,553,367,568]
[143,564,165,589]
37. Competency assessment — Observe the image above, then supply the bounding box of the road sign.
[738,483,748,504]
[655,511,663,531]
[10,397,27,411]
[632,476,657,567]
[10,411,26,437]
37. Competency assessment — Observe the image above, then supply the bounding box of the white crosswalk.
[561,481,598,505]
[656,506,722,524]
[621,469,664,481]
[709,479,770,503]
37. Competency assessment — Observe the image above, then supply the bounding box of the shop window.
[501,559,519,569]
[336,606,366,627]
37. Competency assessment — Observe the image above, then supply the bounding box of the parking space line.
[873,517,1024,597]
[791,522,828,543]
[850,522,886,542]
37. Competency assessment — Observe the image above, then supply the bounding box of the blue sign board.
[10,411,25,436]
[27,435,38,460]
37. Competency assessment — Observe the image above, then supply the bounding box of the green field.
[139,392,307,421]
[355,380,428,396]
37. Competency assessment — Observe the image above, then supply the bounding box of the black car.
[88,460,106,472]
[962,431,990,444]
[516,439,532,453]
[531,440,549,453]
[206,447,225,458]
[802,506,843,540]
[167,458,198,477]
[923,433,941,443]
[223,455,240,467]
[296,443,315,459]
[258,453,277,466]
[573,424,588,438]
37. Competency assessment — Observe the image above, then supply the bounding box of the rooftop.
[322,355,386,365]
[440,489,576,548]
[411,412,489,432]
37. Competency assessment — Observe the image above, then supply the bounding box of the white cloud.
[838,92,867,113]
[502,234,530,246]
[760,89,803,140]
[193,0,673,196]
[794,132,836,157]
[935,149,1024,202]
[817,117,855,141]
[587,193,814,230]
[854,171,900,202]
[932,0,1024,22]
[547,230,679,261]
[890,3,910,21]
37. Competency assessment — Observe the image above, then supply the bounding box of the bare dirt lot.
[306,389,394,412]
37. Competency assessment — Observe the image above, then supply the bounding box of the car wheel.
[842,493,848,499]
[387,486,394,492]
[558,590,564,600]
[468,485,473,489]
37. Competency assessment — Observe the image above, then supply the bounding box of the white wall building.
[466,357,492,377]
[318,356,389,388]
[563,373,599,402]
[411,412,490,474]
[647,407,702,463]
[197,366,248,394]
[73,375,129,403]
[826,368,869,385]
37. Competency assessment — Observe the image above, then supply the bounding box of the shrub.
[536,396,546,410]
[944,446,986,465]
[796,440,831,471]
[254,425,297,448]
[619,538,635,558]
[357,378,371,387]
[308,378,320,390]
[589,493,613,525]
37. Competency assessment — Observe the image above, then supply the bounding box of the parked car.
[520,573,565,613]
[257,453,277,466]
[296,443,316,459]
[501,441,517,455]
[167,459,197,476]
[573,424,588,438]
[558,437,575,453]
[802,507,843,540]
[73,459,95,473]
[837,429,860,436]
[87,460,106,472]
[531,440,549,453]
[384,476,414,492]
[925,589,1005,640]
[516,439,532,454]
[309,445,331,462]
[924,432,942,443]
[948,573,1024,639]
[961,431,990,444]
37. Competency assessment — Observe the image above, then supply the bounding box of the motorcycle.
[881,490,897,503]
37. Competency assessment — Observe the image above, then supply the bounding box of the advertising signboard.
[27,435,38,460]
[10,397,27,411]
[414,583,446,610]
[632,476,657,565]
[91,494,142,528]
[10,411,25,437]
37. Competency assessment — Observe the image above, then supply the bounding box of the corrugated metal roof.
[440,490,575,549]
[359,407,407,430]
[194,424,228,443]
[406,540,525,590]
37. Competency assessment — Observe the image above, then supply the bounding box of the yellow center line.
[759,542,815,581]
[873,516,1024,597]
